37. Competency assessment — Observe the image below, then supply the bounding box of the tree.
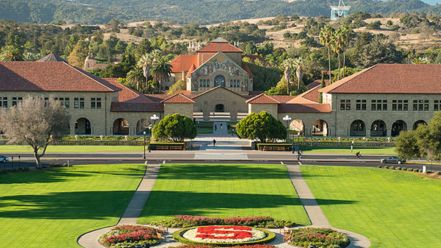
[236,111,287,143]
[319,25,335,83]
[0,45,23,61]
[68,40,89,68]
[167,80,186,95]
[126,67,145,91]
[0,97,69,167]
[395,131,421,160]
[152,114,196,142]
[396,112,441,161]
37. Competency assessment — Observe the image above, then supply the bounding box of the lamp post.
[148,114,160,154]
[283,115,292,141]
[150,114,160,124]
[143,131,147,160]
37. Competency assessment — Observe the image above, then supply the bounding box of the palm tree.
[338,25,351,78]
[126,67,145,91]
[293,58,304,91]
[281,58,296,95]
[332,29,344,81]
[319,25,335,83]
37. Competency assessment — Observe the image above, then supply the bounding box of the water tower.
[330,0,351,21]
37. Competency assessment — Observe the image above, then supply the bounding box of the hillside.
[0,0,440,24]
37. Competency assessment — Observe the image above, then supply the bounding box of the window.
[54,97,70,108]
[74,97,84,109]
[340,99,351,110]
[199,79,209,88]
[0,97,7,108]
[12,97,23,106]
[434,100,441,111]
[371,100,387,111]
[230,79,241,88]
[356,100,367,110]
[413,100,429,111]
[392,100,408,111]
[91,98,102,109]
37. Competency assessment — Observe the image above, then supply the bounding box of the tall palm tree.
[338,25,351,78]
[126,67,145,91]
[281,58,296,95]
[332,29,345,81]
[319,25,335,83]
[151,57,172,87]
[293,58,304,91]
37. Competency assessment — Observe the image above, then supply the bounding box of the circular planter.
[173,225,276,246]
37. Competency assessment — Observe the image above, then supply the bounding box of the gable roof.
[278,103,332,113]
[161,93,195,104]
[320,64,441,94]
[0,61,119,92]
[246,93,280,104]
[104,78,163,112]
[192,86,248,100]
[171,54,198,73]
[197,40,242,53]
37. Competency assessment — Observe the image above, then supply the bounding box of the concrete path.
[287,162,371,248]
[77,163,161,248]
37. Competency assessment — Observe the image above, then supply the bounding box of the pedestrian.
[356,151,361,159]
[291,144,295,154]
[213,139,216,147]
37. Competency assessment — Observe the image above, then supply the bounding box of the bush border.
[172,226,276,246]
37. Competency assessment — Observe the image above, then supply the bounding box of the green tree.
[126,67,145,91]
[68,40,89,68]
[167,80,186,95]
[395,130,421,160]
[319,25,334,83]
[152,114,197,142]
[236,111,287,143]
[0,45,23,61]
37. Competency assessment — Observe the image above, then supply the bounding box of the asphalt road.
[1,152,438,171]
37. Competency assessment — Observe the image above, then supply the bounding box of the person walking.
[213,139,217,147]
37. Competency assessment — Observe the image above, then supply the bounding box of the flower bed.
[99,225,165,248]
[151,215,295,228]
[175,245,275,248]
[173,226,276,246]
[284,228,350,248]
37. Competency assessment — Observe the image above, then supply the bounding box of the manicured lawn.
[302,166,441,248]
[139,163,310,225]
[0,164,144,248]
[303,147,396,155]
[0,145,143,153]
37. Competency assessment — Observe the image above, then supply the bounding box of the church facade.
[1,40,441,138]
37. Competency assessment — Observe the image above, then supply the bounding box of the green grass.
[302,166,441,248]
[138,163,310,225]
[302,147,396,155]
[0,164,144,248]
[0,145,143,153]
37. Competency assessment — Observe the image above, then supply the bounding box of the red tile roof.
[271,95,296,103]
[171,55,198,73]
[320,64,441,94]
[197,41,242,53]
[161,93,195,104]
[104,78,163,112]
[192,86,247,100]
[246,94,280,104]
[0,61,119,92]
[278,103,332,113]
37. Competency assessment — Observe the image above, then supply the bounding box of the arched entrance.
[371,120,387,137]
[413,120,427,130]
[350,120,366,137]
[215,104,225,112]
[113,118,129,135]
[312,120,328,136]
[392,120,407,137]
[75,118,91,135]
[136,119,149,135]
[214,75,226,87]
[290,119,305,136]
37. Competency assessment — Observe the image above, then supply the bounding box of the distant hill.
[0,0,439,24]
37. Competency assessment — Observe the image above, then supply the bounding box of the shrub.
[285,228,350,248]
[150,216,295,228]
[99,225,165,248]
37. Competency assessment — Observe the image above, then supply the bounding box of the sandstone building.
[0,40,440,138]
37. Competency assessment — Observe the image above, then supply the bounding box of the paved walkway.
[77,163,161,248]
[287,163,371,248]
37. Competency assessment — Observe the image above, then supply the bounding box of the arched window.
[350,120,366,137]
[371,120,387,137]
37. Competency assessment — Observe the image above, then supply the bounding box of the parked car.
[381,156,406,164]
[0,155,10,163]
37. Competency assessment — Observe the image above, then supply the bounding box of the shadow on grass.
[158,164,292,180]
[142,191,356,217]
[0,167,144,185]
[0,190,135,219]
